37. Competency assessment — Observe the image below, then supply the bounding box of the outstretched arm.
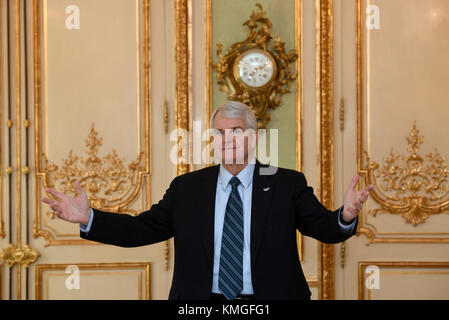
[42,179,176,247]
[295,173,373,244]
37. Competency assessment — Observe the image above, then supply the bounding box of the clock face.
[234,49,276,88]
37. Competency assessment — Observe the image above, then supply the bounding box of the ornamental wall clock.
[213,3,298,128]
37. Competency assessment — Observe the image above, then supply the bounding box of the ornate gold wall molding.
[0,0,3,240]
[205,0,212,148]
[13,0,25,299]
[364,123,449,226]
[35,262,151,300]
[175,0,192,176]
[0,0,34,299]
[0,244,40,267]
[173,0,192,273]
[317,0,335,300]
[294,0,304,263]
[42,124,145,213]
[0,0,3,298]
[33,0,151,246]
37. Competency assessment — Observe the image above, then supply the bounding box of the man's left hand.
[342,175,374,223]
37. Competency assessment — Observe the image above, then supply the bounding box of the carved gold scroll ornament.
[364,123,449,226]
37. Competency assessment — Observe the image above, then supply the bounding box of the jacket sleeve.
[80,177,177,247]
[294,172,357,244]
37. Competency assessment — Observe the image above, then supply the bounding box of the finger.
[358,190,368,201]
[363,191,369,201]
[74,180,85,197]
[49,202,61,210]
[42,197,61,209]
[360,195,368,204]
[54,210,64,219]
[362,185,374,199]
[356,193,371,209]
[50,206,62,216]
[350,175,359,191]
[363,185,374,195]
[357,184,372,197]
[46,188,67,200]
[41,197,54,205]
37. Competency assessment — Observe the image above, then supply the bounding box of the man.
[42,101,373,300]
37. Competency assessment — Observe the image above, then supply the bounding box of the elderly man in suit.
[42,101,373,300]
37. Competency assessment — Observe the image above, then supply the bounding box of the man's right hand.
[42,180,91,226]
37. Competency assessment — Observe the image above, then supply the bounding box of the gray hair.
[210,101,257,130]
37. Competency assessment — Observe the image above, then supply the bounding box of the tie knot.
[229,176,241,188]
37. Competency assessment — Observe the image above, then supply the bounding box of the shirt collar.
[219,158,255,190]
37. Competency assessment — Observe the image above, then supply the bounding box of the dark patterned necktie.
[218,176,244,300]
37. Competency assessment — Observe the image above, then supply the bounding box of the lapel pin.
[263,187,270,192]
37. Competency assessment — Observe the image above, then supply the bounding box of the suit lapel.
[199,165,219,270]
[250,160,275,269]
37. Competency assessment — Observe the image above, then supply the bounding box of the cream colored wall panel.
[365,0,449,157]
[335,0,449,300]
[44,0,140,160]
[357,0,449,244]
[34,0,151,246]
[35,263,150,300]
[359,262,449,300]
[191,0,206,173]
[46,272,141,300]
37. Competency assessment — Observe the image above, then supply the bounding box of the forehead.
[212,112,247,129]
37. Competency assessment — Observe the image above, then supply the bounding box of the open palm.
[42,180,91,225]
[342,175,374,223]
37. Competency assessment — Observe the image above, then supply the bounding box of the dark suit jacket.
[80,160,356,300]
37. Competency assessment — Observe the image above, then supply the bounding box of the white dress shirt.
[211,161,256,294]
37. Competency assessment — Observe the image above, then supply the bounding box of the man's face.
[211,111,257,165]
